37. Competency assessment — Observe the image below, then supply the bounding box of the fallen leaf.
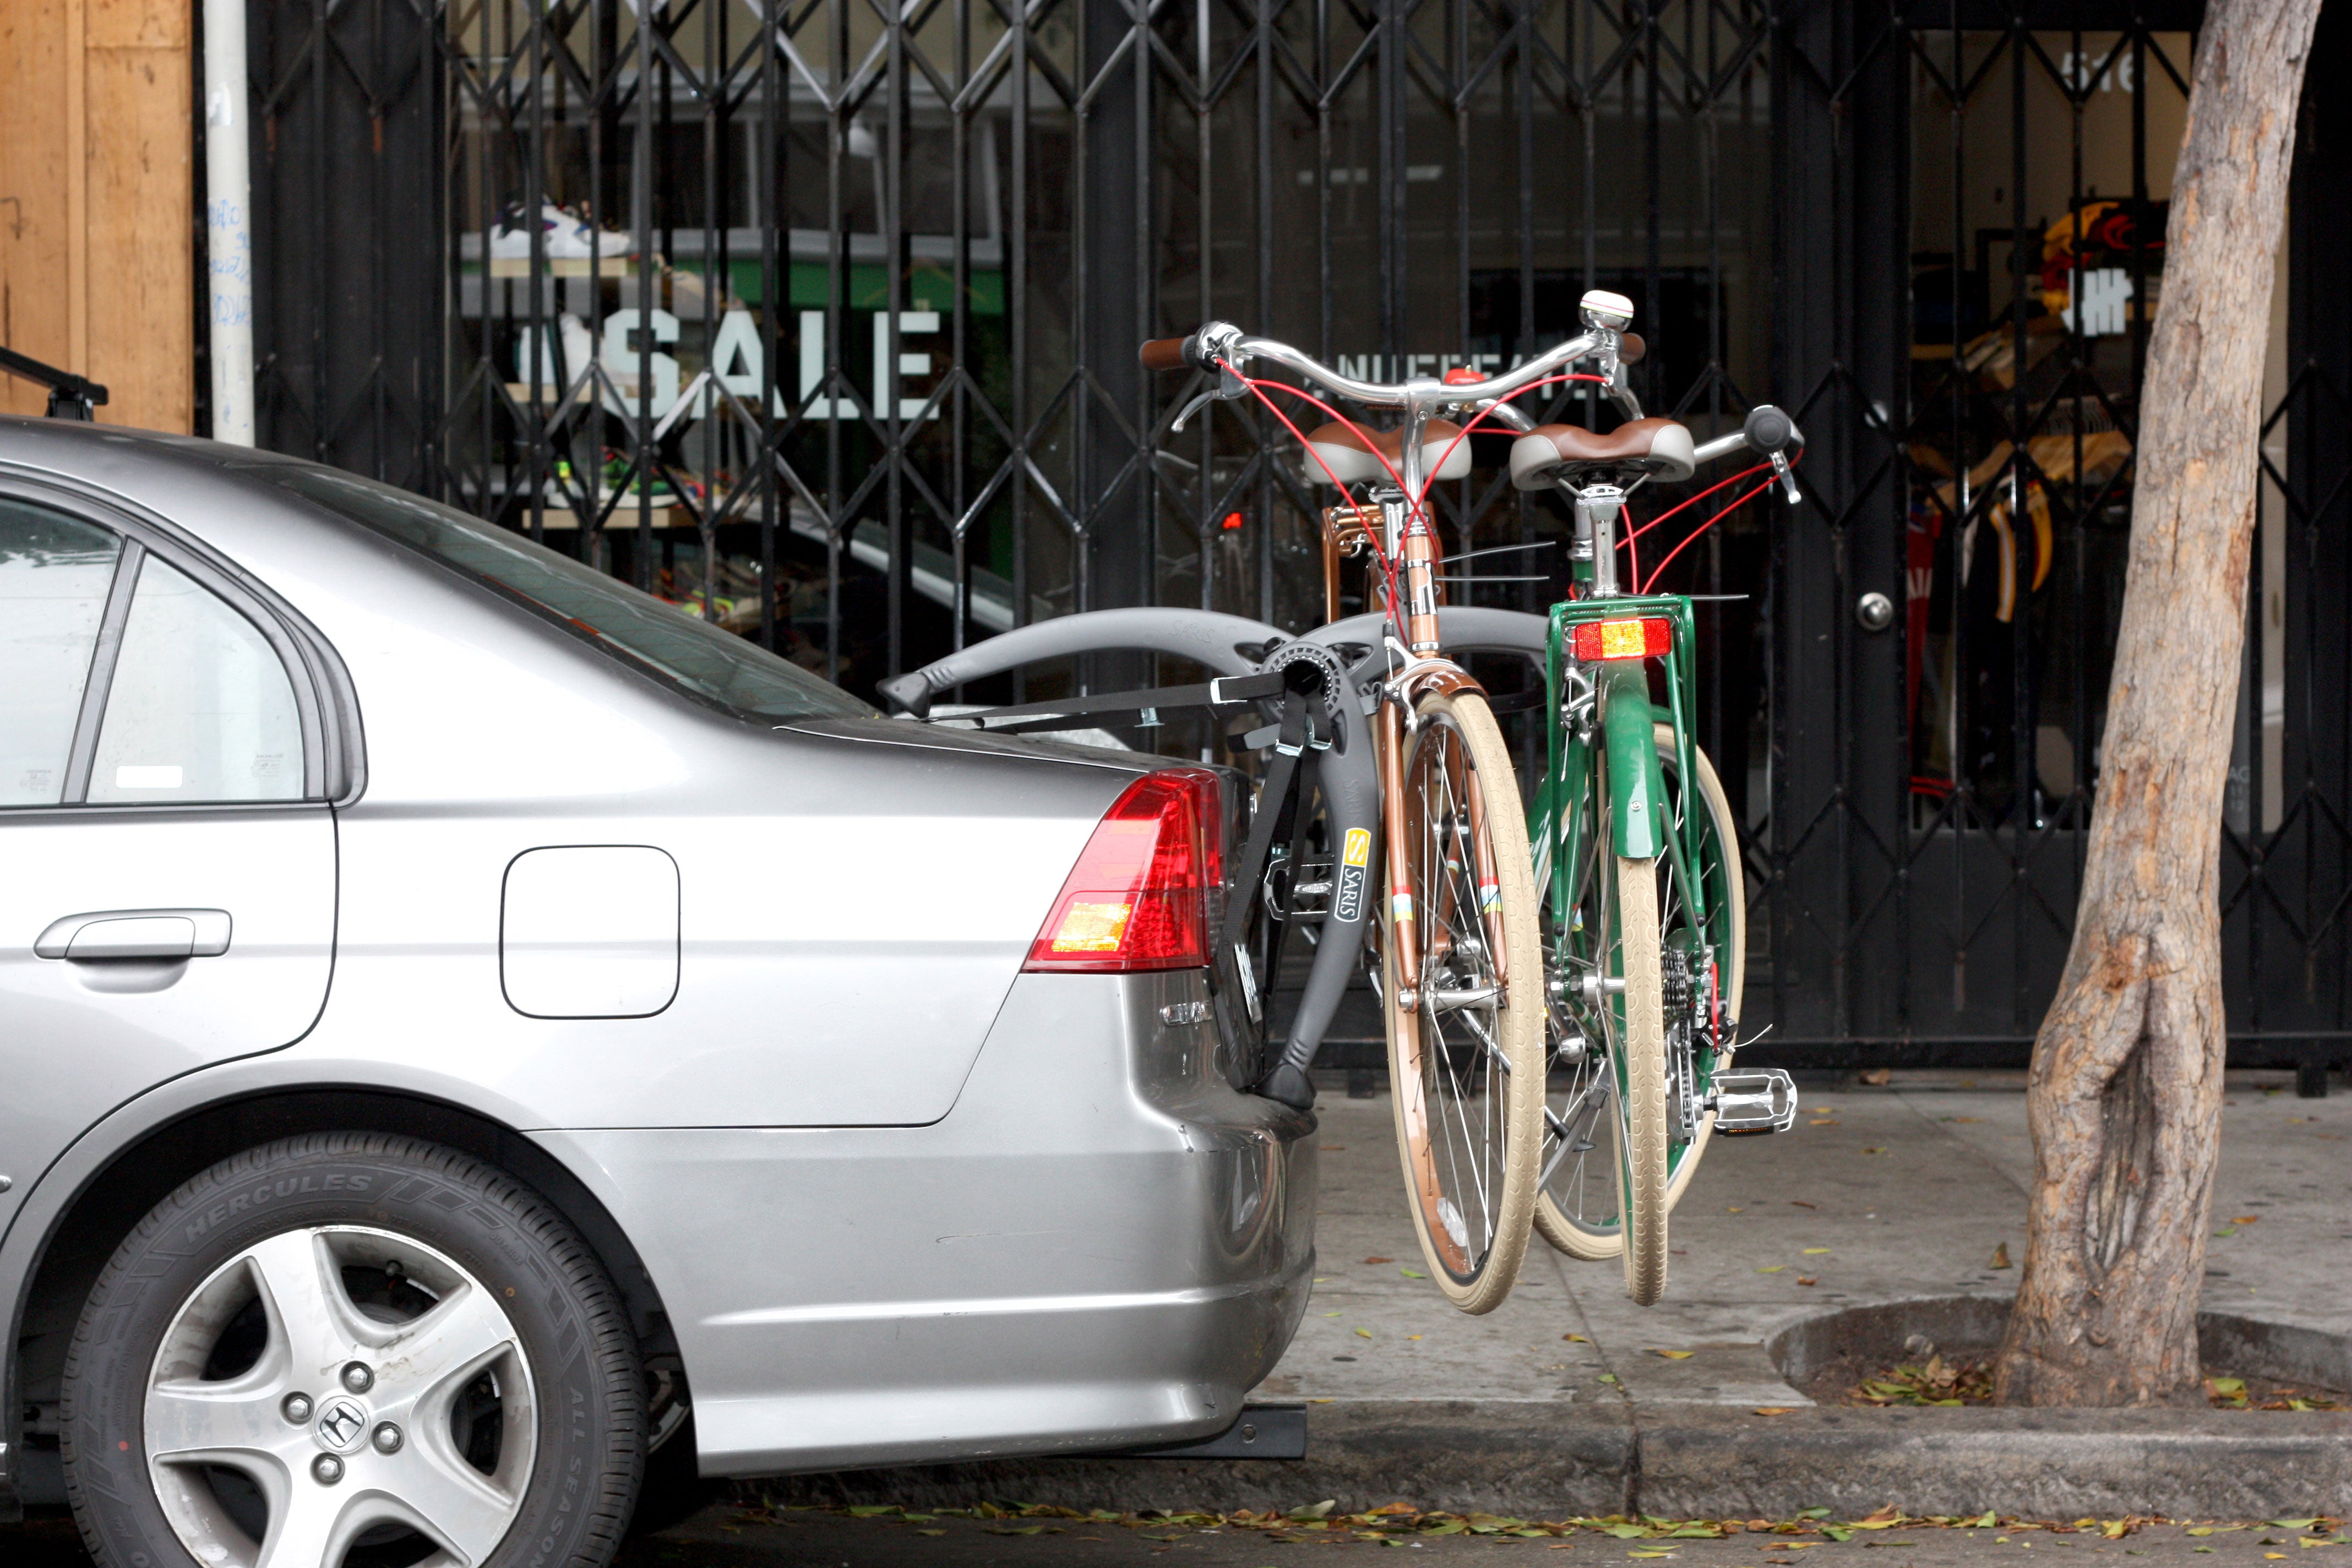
[1323,1311,1343,1317]
[1757,1265,1787,1273]
[2269,1554,2291,1559]
[1606,1525,1652,1539]
[2214,1228,2239,1238]
[916,1528,948,1536]
[1402,1268,1428,1279]
[1802,1247,1832,1255]
[1791,1200,1818,1209]
[2188,1529,2218,1538]
[1629,1550,1676,1558]
[1320,1144,1347,1151]
[2271,1523,2323,1532]
[1797,1276,1820,1286]
[846,1506,900,1516]
[1728,1206,1745,1213]
[1407,1334,1424,1340]
[1752,1407,1797,1416]
[1990,1243,2012,1269]
[1859,1067,1891,1085]
[1355,1327,1374,1339]
[1861,1146,1887,1155]
[2234,1216,2261,1224]
[1310,1398,1335,1403]
[1365,1256,1395,1265]
[1599,1373,1620,1384]
[1810,1119,1840,1127]
[1653,1348,1696,1359]
[1968,1513,2000,1529]
[1565,1333,1591,1343]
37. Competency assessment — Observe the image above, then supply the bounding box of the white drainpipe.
[203,0,255,445]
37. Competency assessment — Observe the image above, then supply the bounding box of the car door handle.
[34,910,233,961]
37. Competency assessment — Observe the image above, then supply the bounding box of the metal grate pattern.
[238,0,2349,1075]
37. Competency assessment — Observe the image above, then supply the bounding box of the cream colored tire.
[1536,728,1743,1266]
[1610,853,1670,1304]
[1382,689,1547,1315]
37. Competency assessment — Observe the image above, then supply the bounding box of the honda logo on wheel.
[317,1397,368,1452]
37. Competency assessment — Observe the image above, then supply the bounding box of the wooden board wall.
[0,0,192,432]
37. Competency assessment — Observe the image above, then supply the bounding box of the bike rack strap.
[921,669,1287,736]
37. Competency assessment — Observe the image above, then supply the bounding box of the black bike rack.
[0,345,109,421]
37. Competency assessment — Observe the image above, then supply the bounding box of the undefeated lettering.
[184,1173,374,1244]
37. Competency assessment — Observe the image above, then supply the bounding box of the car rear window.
[257,466,871,723]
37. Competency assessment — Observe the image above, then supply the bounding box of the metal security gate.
[237,0,2352,1077]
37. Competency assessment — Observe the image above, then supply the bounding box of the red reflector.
[1221,511,1245,531]
[1025,768,1223,973]
[1442,366,1484,385]
[1570,616,1674,661]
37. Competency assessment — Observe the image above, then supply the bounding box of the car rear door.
[0,486,340,1239]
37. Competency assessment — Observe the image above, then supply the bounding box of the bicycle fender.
[1600,662,1668,859]
[878,607,1284,715]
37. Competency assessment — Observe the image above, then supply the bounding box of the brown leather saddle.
[1508,417,1696,488]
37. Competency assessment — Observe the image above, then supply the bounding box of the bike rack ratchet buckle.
[1708,1068,1800,1136]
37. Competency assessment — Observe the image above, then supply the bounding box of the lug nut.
[281,1393,313,1424]
[312,1454,345,1485]
[340,1362,374,1394]
[372,1423,404,1455]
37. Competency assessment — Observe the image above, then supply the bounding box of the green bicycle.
[1502,291,1805,1304]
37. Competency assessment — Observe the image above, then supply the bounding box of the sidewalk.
[1256,1069,2351,1409]
[778,1071,2351,1519]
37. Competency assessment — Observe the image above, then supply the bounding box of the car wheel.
[60,1132,644,1568]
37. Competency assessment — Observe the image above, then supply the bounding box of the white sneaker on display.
[490,203,624,260]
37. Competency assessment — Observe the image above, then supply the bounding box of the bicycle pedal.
[1709,1069,1799,1135]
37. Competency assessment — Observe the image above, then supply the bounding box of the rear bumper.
[549,969,1317,1477]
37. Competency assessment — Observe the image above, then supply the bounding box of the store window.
[1903,29,2191,827]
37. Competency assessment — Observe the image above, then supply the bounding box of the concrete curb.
[755,1400,2352,1520]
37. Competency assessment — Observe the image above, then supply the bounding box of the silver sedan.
[0,418,1315,1568]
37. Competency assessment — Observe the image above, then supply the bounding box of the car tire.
[60,1132,644,1568]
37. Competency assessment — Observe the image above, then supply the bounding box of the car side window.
[0,499,123,807]
[87,554,304,804]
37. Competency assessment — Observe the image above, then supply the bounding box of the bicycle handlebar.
[1142,319,1629,415]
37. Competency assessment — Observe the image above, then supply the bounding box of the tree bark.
[1994,0,2323,1408]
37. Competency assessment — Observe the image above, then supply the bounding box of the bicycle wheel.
[1381,688,1547,1314]
[1536,725,1743,1300]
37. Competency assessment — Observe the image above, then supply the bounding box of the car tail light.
[1025,768,1223,972]
[1570,616,1673,661]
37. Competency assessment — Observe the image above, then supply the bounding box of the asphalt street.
[9,1501,2347,1568]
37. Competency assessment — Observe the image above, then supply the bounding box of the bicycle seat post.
[1576,486,1626,597]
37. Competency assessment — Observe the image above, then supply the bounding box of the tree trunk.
[1994,0,2323,1408]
